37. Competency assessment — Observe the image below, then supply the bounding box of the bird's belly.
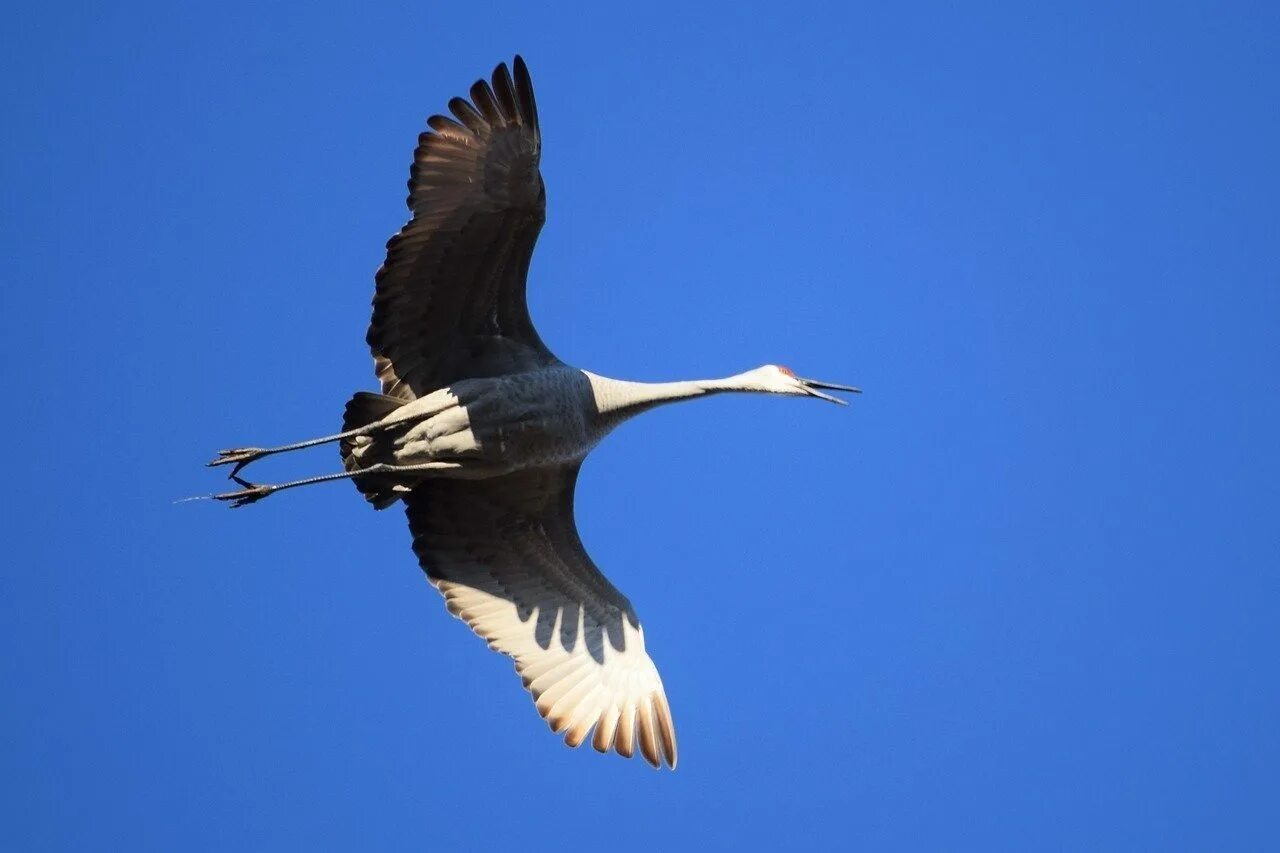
[473,407,597,471]
[386,398,594,475]
[488,418,597,468]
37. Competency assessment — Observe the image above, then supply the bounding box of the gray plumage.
[209,57,858,770]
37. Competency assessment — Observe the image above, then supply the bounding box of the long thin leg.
[213,461,464,508]
[208,421,392,475]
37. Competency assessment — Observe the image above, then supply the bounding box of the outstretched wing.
[369,56,553,401]
[403,466,678,769]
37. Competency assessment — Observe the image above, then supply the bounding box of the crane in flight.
[208,57,858,769]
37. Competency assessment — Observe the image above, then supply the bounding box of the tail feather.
[341,391,406,510]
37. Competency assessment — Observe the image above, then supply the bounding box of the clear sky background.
[3,2,1278,850]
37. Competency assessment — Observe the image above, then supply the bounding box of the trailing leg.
[210,391,405,476]
[213,461,466,508]
[209,426,376,474]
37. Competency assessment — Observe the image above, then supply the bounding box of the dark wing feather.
[403,466,678,769]
[368,56,553,401]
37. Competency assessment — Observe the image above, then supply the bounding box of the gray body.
[348,366,753,481]
[352,367,606,479]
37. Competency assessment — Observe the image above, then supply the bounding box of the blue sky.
[3,1,1278,850]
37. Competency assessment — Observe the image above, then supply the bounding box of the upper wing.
[403,466,678,769]
[368,56,553,401]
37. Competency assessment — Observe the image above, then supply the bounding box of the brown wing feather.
[403,466,678,769]
[368,56,553,401]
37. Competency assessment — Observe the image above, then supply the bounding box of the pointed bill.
[798,376,861,404]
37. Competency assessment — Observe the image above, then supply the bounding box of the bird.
[208,56,858,770]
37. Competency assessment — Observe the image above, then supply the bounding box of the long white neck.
[583,370,761,426]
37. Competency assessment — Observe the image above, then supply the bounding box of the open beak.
[798,377,862,405]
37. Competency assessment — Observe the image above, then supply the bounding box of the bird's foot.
[208,447,267,476]
[213,476,277,508]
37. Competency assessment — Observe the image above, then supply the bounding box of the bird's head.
[741,364,861,405]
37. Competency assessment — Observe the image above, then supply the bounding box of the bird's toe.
[213,478,276,508]
[208,447,266,468]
